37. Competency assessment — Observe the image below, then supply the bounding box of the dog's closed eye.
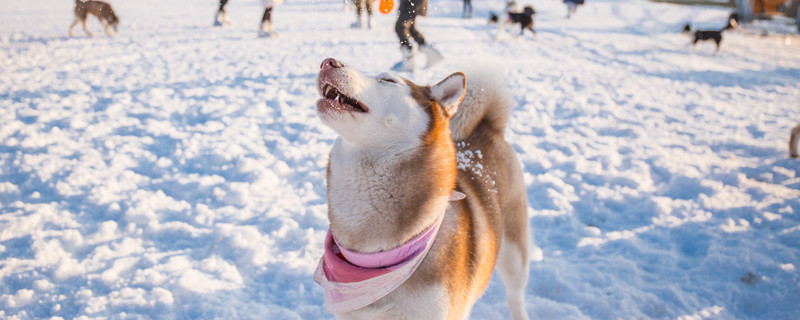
[376,72,402,84]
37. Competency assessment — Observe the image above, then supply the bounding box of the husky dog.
[313,58,531,320]
[682,14,739,52]
[790,123,800,158]
[69,0,119,37]
[490,5,536,40]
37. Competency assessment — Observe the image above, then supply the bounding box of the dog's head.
[725,16,738,30]
[488,12,499,24]
[316,58,465,150]
[729,12,741,25]
[682,23,691,33]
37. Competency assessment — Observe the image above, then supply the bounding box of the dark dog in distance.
[490,5,536,40]
[69,0,119,36]
[682,13,740,51]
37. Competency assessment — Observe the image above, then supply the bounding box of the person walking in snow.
[259,0,286,37]
[351,0,374,29]
[214,0,230,26]
[463,0,473,19]
[391,0,443,71]
[564,0,584,19]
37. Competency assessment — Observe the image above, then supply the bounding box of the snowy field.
[1,0,800,319]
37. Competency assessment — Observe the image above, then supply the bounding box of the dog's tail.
[449,69,512,141]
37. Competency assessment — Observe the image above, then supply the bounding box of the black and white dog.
[683,13,740,52]
[490,5,536,40]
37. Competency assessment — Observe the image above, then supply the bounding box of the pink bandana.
[314,191,465,314]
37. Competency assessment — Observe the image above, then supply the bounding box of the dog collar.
[314,191,465,314]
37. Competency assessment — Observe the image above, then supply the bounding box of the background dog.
[489,1,521,26]
[490,5,536,40]
[69,0,119,37]
[314,58,531,319]
[682,13,738,51]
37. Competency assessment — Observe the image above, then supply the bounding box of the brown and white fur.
[69,0,119,37]
[790,122,800,158]
[316,57,531,320]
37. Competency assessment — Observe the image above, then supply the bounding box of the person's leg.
[365,0,374,28]
[352,0,365,28]
[262,6,272,23]
[567,2,577,18]
[355,0,363,16]
[395,10,414,50]
[392,8,416,70]
[796,7,800,32]
[407,19,426,46]
[416,24,442,67]
[405,15,443,67]
[215,0,230,26]
[259,7,274,36]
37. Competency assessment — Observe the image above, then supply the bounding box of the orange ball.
[379,0,393,14]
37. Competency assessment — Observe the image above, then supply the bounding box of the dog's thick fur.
[790,123,800,158]
[69,0,119,37]
[316,58,530,320]
[682,14,738,51]
[490,5,536,40]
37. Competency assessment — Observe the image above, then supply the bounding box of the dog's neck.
[326,133,456,253]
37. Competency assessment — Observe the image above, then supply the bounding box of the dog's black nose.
[321,58,343,70]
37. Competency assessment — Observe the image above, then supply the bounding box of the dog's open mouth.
[321,83,369,113]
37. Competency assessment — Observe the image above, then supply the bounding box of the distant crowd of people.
[211,0,585,71]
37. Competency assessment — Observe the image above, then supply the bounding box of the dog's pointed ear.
[430,72,466,118]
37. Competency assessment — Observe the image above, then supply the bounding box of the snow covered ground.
[1,0,799,319]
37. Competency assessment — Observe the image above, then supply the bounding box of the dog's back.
[70,0,118,36]
[508,7,535,29]
[74,0,88,20]
[74,0,117,24]
[433,70,529,319]
[693,30,722,45]
[375,70,529,319]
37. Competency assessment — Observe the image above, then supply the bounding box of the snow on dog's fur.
[315,58,531,319]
